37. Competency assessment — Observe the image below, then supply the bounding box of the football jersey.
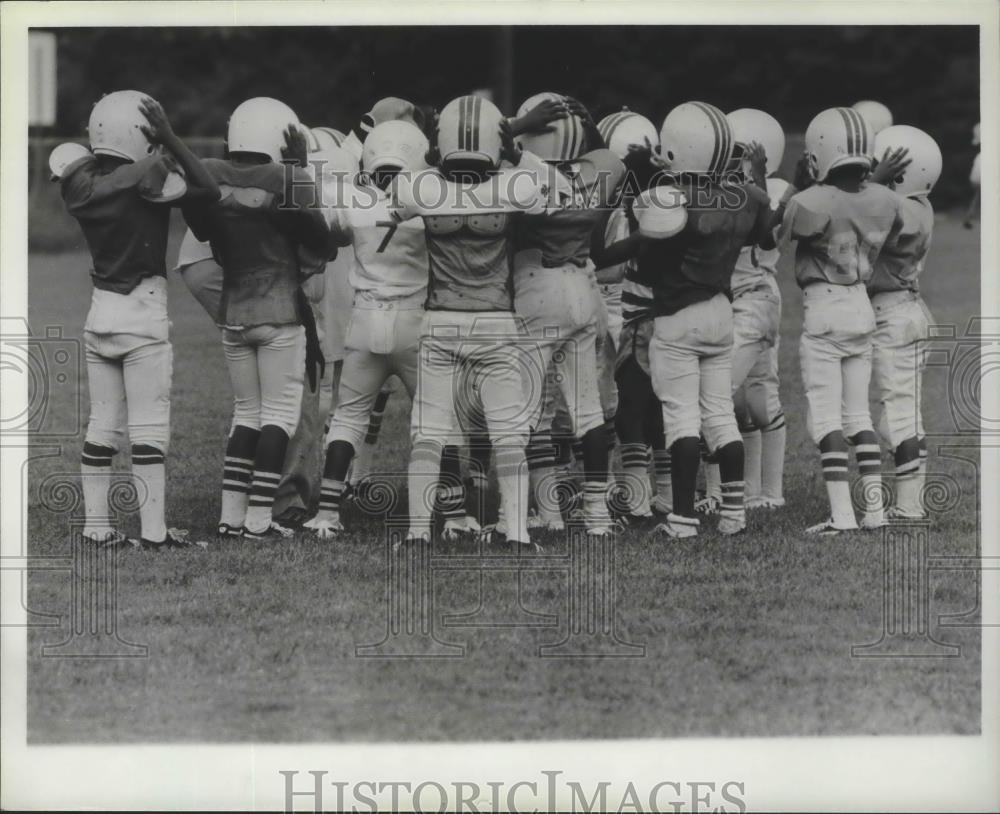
[636,181,772,318]
[868,195,934,295]
[779,181,905,289]
[324,181,428,298]
[607,207,653,324]
[391,167,549,311]
[60,154,173,295]
[731,178,788,297]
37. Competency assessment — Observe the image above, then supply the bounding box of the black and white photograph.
[1,1,997,811]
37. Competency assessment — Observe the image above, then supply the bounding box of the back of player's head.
[726,108,785,177]
[852,100,893,136]
[436,95,505,173]
[517,92,586,163]
[805,107,873,182]
[88,90,156,163]
[659,101,736,178]
[598,110,659,161]
[227,97,301,163]
[874,125,942,198]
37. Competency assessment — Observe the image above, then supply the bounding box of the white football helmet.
[852,100,893,135]
[634,185,688,239]
[227,97,300,163]
[362,120,430,173]
[597,110,659,160]
[659,101,735,176]
[437,95,504,167]
[360,97,420,134]
[516,92,586,163]
[804,107,873,182]
[726,108,785,177]
[312,127,347,152]
[310,146,359,183]
[88,90,155,162]
[49,142,92,179]
[873,125,942,198]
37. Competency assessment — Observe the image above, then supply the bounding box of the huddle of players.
[51,88,941,548]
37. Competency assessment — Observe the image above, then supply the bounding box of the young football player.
[776,107,911,534]
[57,90,219,549]
[181,97,331,542]
[391,95,550,550]
[867,125,941,518]
[725,108,789,510]
[636,101,774,538]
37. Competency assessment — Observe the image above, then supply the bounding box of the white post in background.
[28,30,56,207]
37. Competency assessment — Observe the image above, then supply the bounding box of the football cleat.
[506,539,543,555]
[216,523,244,540]
[694,495,721,516]
[527,509,565,532]
[82,530,135,549]
[804,107,873,182]
[303,514,344,540]
[654,513,700,539]
[873,125,942,198]
[649,494,673,515]
[141,528,207,550]
[805,518,858,536]
[88,90,156,162]
[718,515,747,536]
[859,514,888,531]
[227,97,301,163]
[886,507,928,522]
[442,515,482,541]
[746,496,786,510]
[243,521,295,542]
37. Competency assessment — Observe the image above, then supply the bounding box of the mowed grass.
[26,213,982,742]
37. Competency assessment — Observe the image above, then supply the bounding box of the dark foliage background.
[38,25,980,206]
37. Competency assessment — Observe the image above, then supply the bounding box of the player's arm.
[138,97,220,203]
[761,153,812,248]
[279,127,330,252]
[508,97,568,137]
[868,146,912,187]
[590,209,639,276]
[565,97,605,151]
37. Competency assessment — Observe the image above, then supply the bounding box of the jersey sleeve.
[744,185,774,247]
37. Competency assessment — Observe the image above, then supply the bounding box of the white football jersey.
[324,181,428,299]
[731,177,787,297]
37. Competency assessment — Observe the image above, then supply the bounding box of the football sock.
[760,412,786,501]
[716,439,746,527]
[407,439,444,539]
[851,430,884,524]
[740,425,762,500]
[81,441,115,538]
[495,443,529,543]
[220,426,259,528]
[317,439,354,521]
[917,437,928,512]
[893,436,923,515]
[620,442,652,515]
[245,425,289,533]
[583,481,612,529]
[351,388,390,485]
[527,429,561,523]
[653,447,672,509]
[670,436,701,518]
[437,444,465,520]
[818,431,855,528]
[131,444,166,543]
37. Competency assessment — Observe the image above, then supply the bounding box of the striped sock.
[760,412,786,501]
[364,389,390,445]
[851,430,884,523]
[819,431,855,527]
[131,443,166,543]
[893,436,922,515]
[583,480,612,529]
[653,447,672,507]
[620,443,652,515]
[81,441,115,538]
[528,430,562,522]
[740,426,762,500]
[245,425,289,533]
[436,445,465,519]
[717,439,746,527]
[220,426,259,528]
[700,436,721,502]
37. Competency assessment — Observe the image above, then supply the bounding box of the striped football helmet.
[597,110,659,160]
[726,108,785,177]
[311,127,347,152]
[228,97,300,163]
[874,125,942,198]
[362,120,429,173]
[88,90,156,162]
[852,100,893,136]
[437,95,505,167]
[659,101,736,176]
[804,107,873,182]
[516,92,586,163]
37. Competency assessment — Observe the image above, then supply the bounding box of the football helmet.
[312,127,347,152]
[48,142,91,179]
[634,184,688,239]
[873,125,942,198]
[361,97,420,134]
[437,95,505,167]
[659,101,735,176]
[310,146,359,183]
[852,100,893,135]
[804,107,873,182]
[227,97,300,163]
[597,110,659,160]
[88,90,155,162]
[516,92,586,163]
[362,120,430,173]
[726,108,785,177]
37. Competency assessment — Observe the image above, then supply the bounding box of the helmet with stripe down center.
[659,101,738,178]
[805,106,874,182]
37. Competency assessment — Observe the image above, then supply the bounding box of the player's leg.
[121,337,173,545]
[219,328,262,536]
[614,353,654,518]
[81,334,127,543]
[244,324,305,539]
[732,385,762,503]
[843,343,883,528]
[350,381,393,488]
[747,343,786,507]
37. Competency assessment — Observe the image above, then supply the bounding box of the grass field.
[25,212,982,742]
